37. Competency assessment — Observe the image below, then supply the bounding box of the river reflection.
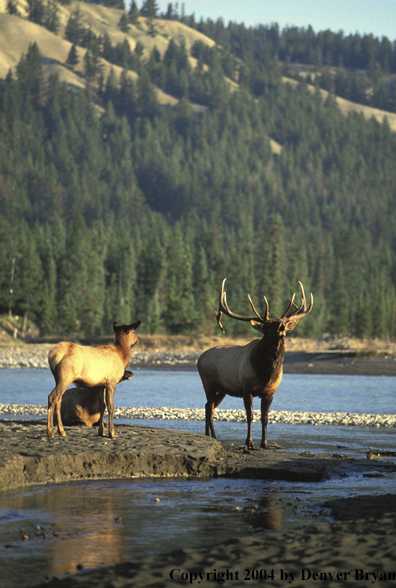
[2,473,396,588]
[0,478,285,588]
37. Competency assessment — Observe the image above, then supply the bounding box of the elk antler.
[282,281,313,323]
[216,279,313,333]
[216,279,269,333]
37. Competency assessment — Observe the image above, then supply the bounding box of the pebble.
[0,403,394,428]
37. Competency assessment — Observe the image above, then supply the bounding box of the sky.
[153,0,396,41]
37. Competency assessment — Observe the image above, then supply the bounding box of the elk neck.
[250,330,285,384]
[114,331,133,366]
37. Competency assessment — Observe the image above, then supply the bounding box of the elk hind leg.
[105,384,117,439]
[205,388,226,439]
[97,387,106,437]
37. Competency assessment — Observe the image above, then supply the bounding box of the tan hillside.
[0,0,214,88]
[1,0,394,144]
[282,76,396,133]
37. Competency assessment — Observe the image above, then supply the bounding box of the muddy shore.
[2,419,395,491]
[0,420,395,588]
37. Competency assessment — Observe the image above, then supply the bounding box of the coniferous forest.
[1,2,396,340]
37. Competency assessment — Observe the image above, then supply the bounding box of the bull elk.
[47,320,141,438]
[197,280,313,449]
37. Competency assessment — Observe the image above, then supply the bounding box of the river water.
[0,369,395,587]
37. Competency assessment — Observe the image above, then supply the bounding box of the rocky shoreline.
[1,403,395,429]
[2,342,396,375]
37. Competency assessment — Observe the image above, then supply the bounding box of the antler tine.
[281,293,296,319]
[248,294,268,322]
[285,281,313,321]
[215,309,225,334]
[215,279,261,333]
[285,282,307,319]
[299,280,307,311]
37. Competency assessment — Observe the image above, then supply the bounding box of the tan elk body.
[198,280,313,449]
[47,321,141,438]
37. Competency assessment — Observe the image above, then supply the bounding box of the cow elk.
[47,321,141,438]
[197,280,313,449]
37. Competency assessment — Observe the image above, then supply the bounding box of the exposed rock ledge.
[1,419,395,492]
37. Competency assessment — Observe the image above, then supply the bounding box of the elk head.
[215,279,313,337]
[113,320,142,347]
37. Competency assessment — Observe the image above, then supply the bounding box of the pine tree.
[141,0,158,18]
[26,0,45,25]
[66,43,79,70]
[118,13,130,33]
[64,5,85,46]
[6,0,20,15]
[43,0,60,33]
[128,0,140,25]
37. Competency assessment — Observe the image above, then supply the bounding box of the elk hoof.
[109,431,117,439]
[260,443,271,450]
[59,430,66,437]
[47,431,54,438]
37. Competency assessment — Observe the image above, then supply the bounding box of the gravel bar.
[0,403,395,428]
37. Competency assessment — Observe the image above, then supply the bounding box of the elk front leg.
[47,384,68,438]
[205,401,216,438]
[105,384,116,438]
[243,393,254,449]
[98,387,106,437]
[260,395,274,449]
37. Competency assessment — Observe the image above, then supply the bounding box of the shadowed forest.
[1,1,396,339]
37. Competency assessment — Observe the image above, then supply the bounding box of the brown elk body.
[197,280,313,449]
[47,321,141,438]
[56,370,133,427]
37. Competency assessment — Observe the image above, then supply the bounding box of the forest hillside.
[1,0,396,342]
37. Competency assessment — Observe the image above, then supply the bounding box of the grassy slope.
[0,0,214,105]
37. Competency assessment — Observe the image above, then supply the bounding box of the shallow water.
[1,474,396,588]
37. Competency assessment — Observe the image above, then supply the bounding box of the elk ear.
[128,320,141,331]
[250,320,265,333]
[285,319,299,333]
[113,321,120,332]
